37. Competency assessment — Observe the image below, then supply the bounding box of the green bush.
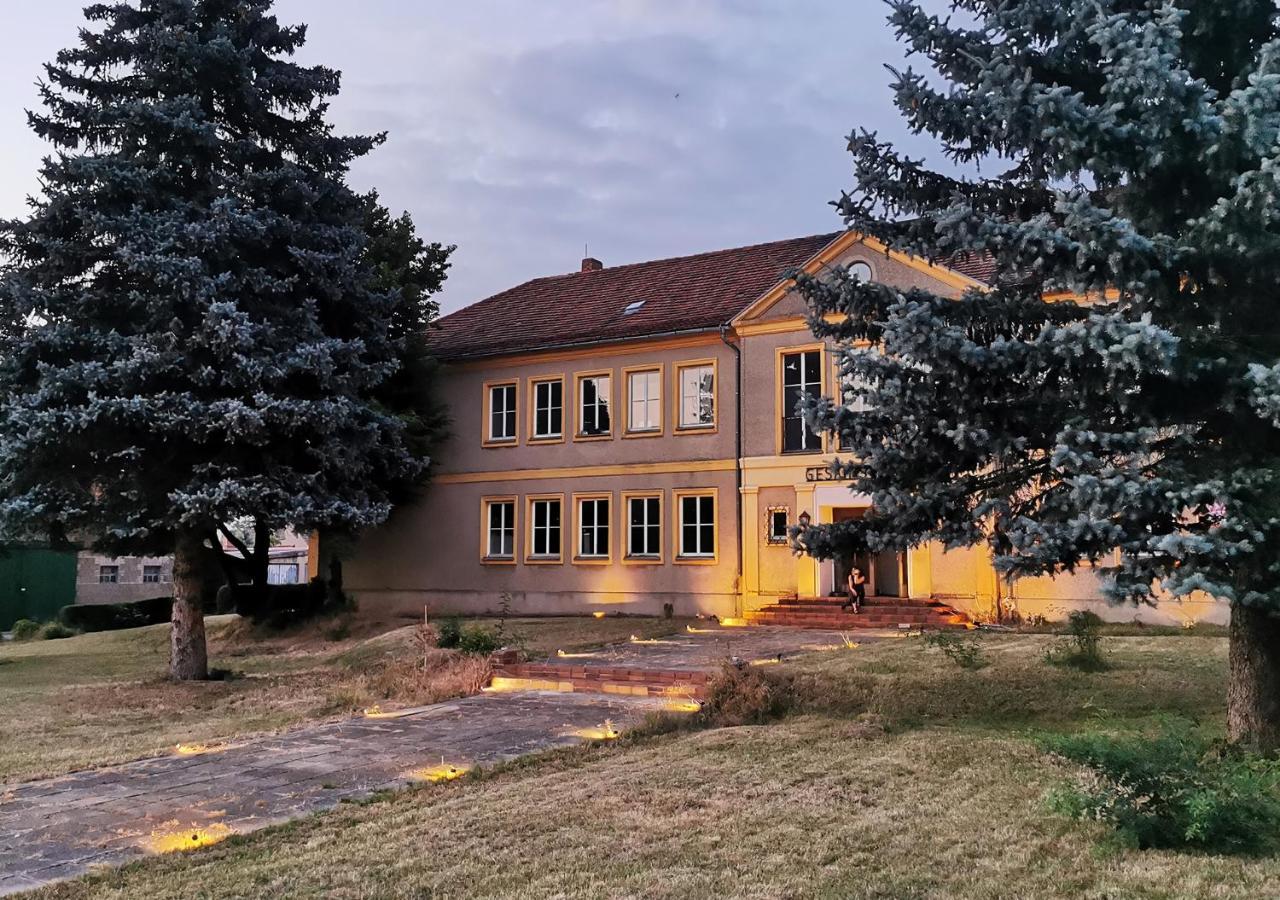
[1046,610,1109,671]
[457,624,503,656]
[922,630,987,669]
[38,622,76,640]
[59,597,171,633]
[10,618,40,641]
[435,617,462,649]
[234,580,340,628]
[1042,720,1280,854]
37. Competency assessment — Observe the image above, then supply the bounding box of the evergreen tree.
[0,1,424,679]
[795,1,1280,750]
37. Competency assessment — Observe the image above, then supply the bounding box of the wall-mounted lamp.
[797,511,812,530]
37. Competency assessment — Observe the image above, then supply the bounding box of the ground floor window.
[529,497,563,560]
[267,563,299,585]
[626,494,662,559]
[677,491,716,559]
[576,496,610,559]
[484,498,516,560]
[98,565,119,584]
[767,507,790,544]
[142,565,163,584]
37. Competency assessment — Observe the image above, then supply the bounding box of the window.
[848,260,874,282]
[98,565,119,584]
[530,378,564,441]
[836,358,873,452]
[267,563,298,585]
[483,498,516,561]
[142,565,162,584]
[625,493,663,560]
[486,382,518,444]
[528,496,563,561]
[676,491,716,560]
[626,367,662,434]
[767,508,790,544]
[677,361,716,430]
[622,300,646,316]
[576,372,612,438]
[576,495,610,560]
[781,349,823,453]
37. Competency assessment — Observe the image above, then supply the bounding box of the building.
[345,232,1228,627]
[76,552,173,606]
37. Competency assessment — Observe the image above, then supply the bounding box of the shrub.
[698,661,794,727]
[921,630,987,669]
[457,624,503,656]
[59,597,171,633]
[39,622,76,640]
[1046,610,1109,671]
[1042,720,1280,854]
[10,618,40,641]
[235,580,335,628]
[435,617,462,649]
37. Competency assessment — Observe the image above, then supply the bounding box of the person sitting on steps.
[843,565,867,613]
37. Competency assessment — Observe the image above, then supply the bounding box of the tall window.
[529,498,562,559]
[142,564,162,584]
[488,383,517,443]
[532,378,563,440]
[678,363,715,429]
[627,495,662,558]
[485,499,516,559]
[627,369,661,433]
[577,496,610,559]
[578,374,612,437]
[781,350,823,453]
[678,493,716,558]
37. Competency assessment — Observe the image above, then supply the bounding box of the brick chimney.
[581,257,603,272]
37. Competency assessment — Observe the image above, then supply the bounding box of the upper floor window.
[577,373,612,438]
[677,362,716,430]
[531,378,564,441]
[781,349,823,453]
[529,497,563,561]
[626,368,662,434]
[486,382,518,444]
[847,260,874,282]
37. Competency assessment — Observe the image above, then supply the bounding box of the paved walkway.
[0,625,880,895]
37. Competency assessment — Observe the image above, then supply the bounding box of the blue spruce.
[796,1,1280,749]
[0,1,429,679]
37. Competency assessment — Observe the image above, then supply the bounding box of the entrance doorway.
[830,508,908,598]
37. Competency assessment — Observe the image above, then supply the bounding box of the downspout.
[719,323,744,617]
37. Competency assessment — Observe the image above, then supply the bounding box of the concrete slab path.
[0,624,883,895]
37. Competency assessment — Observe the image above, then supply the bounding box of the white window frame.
[624,492,663,562]
[675,490,717,561]
[485,381,518,445]
[625,367,663,435]
[576,372,613,439]
[676,361,716,431]
[781,348,823,453]
[482,497,517,562]
[575,495,611,561]
[527,495,564,562]
[530,377,564,441]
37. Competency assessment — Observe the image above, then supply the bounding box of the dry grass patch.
[0,613,684,781]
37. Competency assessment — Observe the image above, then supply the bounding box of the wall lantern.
[797,511,812,530]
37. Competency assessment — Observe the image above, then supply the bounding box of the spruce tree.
[795,1,1280,750]
[0,1,425,679]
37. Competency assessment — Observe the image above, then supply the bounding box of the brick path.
[0,625,881,896]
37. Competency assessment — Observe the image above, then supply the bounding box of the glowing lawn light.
[575,719,620,741]
[593,611,606,619]
[173,742,226,756]
[146,822,232,854]
[665,698,703,713]
[405,759,471,783]
[719,617,749,627]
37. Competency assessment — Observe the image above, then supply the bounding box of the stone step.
[489,662,709,700]
[773,596,957,610]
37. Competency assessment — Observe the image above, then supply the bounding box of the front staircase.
[746,595,971,630]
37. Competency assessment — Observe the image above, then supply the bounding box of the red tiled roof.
[430,234,998,361]
[943,252,1000,285]
[430,233,840,360]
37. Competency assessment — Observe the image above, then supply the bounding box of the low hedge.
[58,596,173,633]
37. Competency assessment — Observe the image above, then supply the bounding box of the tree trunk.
[1227,604,1280,752]
[170,529,209,681]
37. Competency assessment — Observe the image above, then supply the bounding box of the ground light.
[719,617,749,627]
[173,742,227,756]
[146,822,233,854]
[573,719,620,741]
[404,759,471,783]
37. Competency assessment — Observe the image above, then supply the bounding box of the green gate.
[0,546,77,630]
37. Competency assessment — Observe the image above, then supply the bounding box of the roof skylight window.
[622,300,647,316]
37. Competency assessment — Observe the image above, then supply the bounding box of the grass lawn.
[0,612,686,782]
[33,631,1280,900]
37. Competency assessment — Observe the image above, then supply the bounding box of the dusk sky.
[0,1,948,314]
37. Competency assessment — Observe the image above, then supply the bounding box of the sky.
[0,1,946,314]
